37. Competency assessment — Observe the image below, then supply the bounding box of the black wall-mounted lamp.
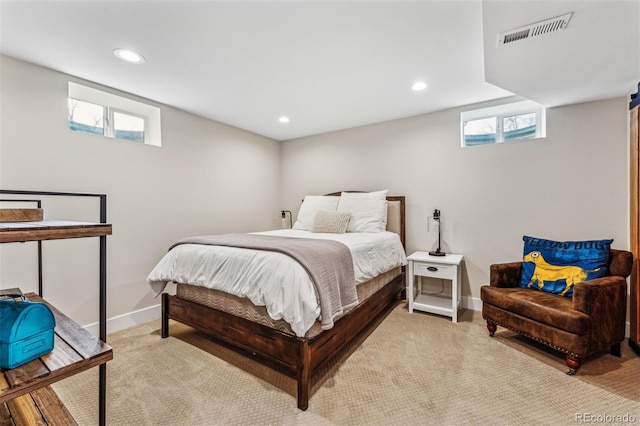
[281,210,292,229]
[428,209,446,256]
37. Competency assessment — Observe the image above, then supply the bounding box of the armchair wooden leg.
[610,342,621,357]
[486,322,497,336]
[565,354,581,375]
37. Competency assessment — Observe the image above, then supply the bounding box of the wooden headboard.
[325,191,405,249]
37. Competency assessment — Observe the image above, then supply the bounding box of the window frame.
[460,100,546,147]
[68,82,161,147]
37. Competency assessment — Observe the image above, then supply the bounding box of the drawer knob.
[427,266,438,272]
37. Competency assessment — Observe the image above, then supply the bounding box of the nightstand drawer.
[414,262,454,279]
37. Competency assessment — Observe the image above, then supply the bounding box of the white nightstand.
[407,251,464,323]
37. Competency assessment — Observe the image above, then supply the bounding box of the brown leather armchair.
[481,249,633,374]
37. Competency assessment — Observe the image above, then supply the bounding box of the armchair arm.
[489,262,523,288]
[572,276,627,349]
[572,276,627,315]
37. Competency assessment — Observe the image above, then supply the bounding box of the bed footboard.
[161,272,404,410]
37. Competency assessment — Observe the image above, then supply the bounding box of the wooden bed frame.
[161,195,405,410]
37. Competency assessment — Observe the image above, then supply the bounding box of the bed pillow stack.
[292,190,388,233]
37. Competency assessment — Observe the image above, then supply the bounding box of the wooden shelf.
[1,385,77,425]
[0,294,113,402]
[0,190,111,424]
[0,220,112,243]
[1,293,112,423]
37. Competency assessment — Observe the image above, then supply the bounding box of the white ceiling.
[1,0,638,141]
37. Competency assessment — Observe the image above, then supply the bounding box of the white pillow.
[337,190,388,233]
[292,195,340,231]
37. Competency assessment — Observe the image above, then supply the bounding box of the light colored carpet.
[52,304,640,425]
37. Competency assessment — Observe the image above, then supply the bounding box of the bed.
[148,191,406,410]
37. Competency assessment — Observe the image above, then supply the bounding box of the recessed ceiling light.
[412,81,427,91]
[279,116,290,123]
[113,48,145,64]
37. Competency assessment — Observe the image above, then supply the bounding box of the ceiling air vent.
[498,12,573,46]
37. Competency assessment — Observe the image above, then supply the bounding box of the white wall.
[0,55,281,330]
[0,54,631,330]
[281,96,630,308]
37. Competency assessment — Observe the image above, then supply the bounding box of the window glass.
[463,117,496,146]
[460,100,545,147]
[68,99,104,136]
[68,82,161,147]
[503,112,536,141]
[113,111,145,143]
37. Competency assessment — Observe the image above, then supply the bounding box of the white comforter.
[147,229,406,337]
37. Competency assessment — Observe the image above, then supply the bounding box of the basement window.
[68,82,161,146]
[461,100,545,147]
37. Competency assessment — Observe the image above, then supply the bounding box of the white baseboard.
[84,296,633,340]
[462,295,482,312]
[84,303,161,337]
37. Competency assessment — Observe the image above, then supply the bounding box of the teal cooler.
[0,299,55,369]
